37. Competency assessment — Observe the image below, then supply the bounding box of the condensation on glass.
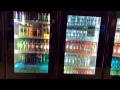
[64,15,101,75]
[13,11,50,73]
[110,18,120,76]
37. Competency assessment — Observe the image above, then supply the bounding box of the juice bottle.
[19,24,23,37]
[37,26,40,37]
[72,41,75,53]
[118,44,120,56]
[28,40,31,51]
[79,42,81,54]
[28,24,34,37]
[16,39,20,50]
[81,42,84,54]
[76,41,79,53]
[19,39,23,50]
[116,44,119,56]
[69,41,72,52]
[43,40,46,52]
[31,40,35,51]
[46,40,49,52]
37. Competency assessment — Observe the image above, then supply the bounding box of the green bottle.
[19,39,23,51]
[16,39,20,50]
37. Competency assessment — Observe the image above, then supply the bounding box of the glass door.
[5,11,57,79]
[14,11,50,73]
[110,18,120,76]
[64,15,101,75]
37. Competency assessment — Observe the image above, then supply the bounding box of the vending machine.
[57,11,110,79]
[4,11,58,79]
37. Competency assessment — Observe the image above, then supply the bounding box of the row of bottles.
[18,53,49,65]
[111,57,120,69]
[64,55,92,68]
[64,67,94,74]
[113,43,120,56]
[15,39,49,52]
[18,24,50,38]
[14,11,50,22]
[15,68,40,73]
[114,32,120,42]
[110,70,120,75]
[67,15,101,26]
[65,41,97,55]
[66,29,96,40]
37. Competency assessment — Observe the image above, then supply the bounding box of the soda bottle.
[35,40,39,51]
[41,13,44,22]
[25,54,28,65]
[46,40,49,52]
[24,24,27,37]
[42,54,45,64]
[19,24,23,37]
[66,41,69,52]
[72,41,76,53]
[27,54,31,64]
[28,40,32,51]
[33,26,37,37]
[19,39,23,50]
[22,39,25,51]
[38,13,41,21]
[28,24,34,37]
[36,26,40,37]
[40,40,43,51]
[45,53,49,64]
[43,40,47,52]
[32,40,35,51]
[16,39,20,50]
[47,13,50,22]
[43,13,46,22]
[69,41,72,52]
[30,40,34,51]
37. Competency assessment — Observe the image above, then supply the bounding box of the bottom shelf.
[14,60,48,73]
[64,66,95,75]
[110,70,120,76]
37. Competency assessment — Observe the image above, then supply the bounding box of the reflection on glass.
[64,15,101,75]
[14,11,50,73]
[110,18,120,76]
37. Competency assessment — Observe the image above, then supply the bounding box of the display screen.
[110,18,120,76]
[64,15,101,75]
[14,11,50,73]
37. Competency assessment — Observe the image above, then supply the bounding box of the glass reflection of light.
[14,34,18,39]
[14,50,19,54]
[15,64,18,68]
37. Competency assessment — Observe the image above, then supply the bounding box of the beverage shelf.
[64,66,95,70]
[111,68,120,70]
[14,19,50,25]
[114,41,120,44]
[112,55,120,58]
[65,52,96,56]
[67,24,100,29]
[14,35,50,40]
[14,50,49,54]
[66,38,97,42]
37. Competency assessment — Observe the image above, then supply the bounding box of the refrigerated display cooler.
[57,11,110,79]
[4,11,57,79]
[103,11,120,79]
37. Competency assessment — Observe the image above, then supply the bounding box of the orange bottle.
[29,24,34,37]
[113,44,116,56]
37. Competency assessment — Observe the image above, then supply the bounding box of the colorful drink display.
[14,11,50,73]
[64,15,101,75]
[110,18,120,76]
